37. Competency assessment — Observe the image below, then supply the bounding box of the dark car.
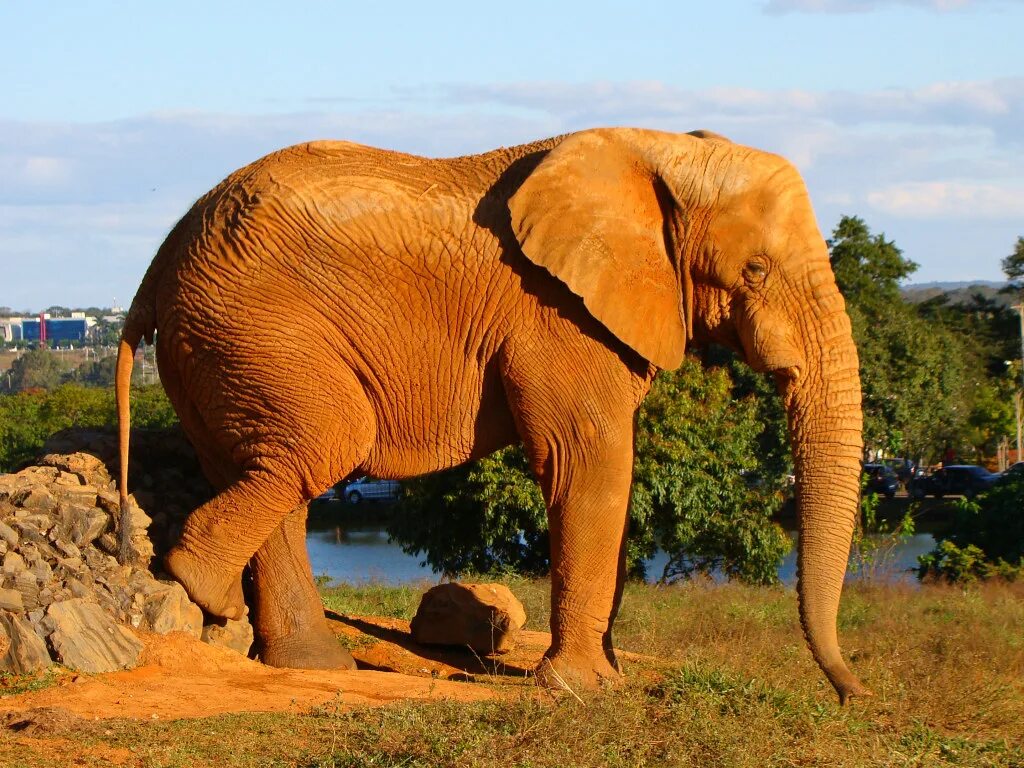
[999,462,1024,481]
[998,461,1024,484]
[880,457,917,485]
[862,463,899,499]
[909,464,1000,499]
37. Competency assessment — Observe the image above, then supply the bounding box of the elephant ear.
[508,131,687,370]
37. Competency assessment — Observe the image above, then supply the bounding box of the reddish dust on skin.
[0,615,563,722]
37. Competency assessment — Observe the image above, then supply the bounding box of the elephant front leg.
[251,504,356,670]
[535,438,634,690]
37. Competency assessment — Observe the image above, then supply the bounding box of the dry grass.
[2,579,1022,767]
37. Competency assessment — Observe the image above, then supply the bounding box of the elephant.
[115,127,870,703]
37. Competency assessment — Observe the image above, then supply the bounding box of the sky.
[1,0,1022,311]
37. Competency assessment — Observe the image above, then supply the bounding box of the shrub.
[917,474,1024,583]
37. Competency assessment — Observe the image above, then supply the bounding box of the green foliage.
[826,215,1007,462]
[0,383,177,471]
[72,354,118,387]
[828,215,918,313]
[1002,235,1024,295]
[918,475,1024,583]
[849,484,916,578]
[389,447,550,577]
[2,348,70,393]
[391,358,790,585]
[630,359,790,584]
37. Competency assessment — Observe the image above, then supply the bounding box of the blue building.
[21,317,89,343]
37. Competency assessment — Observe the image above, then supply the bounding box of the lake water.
[305,520,938,587]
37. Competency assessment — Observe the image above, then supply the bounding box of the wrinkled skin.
[117,128,869,702]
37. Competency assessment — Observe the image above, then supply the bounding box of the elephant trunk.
[782,271,871,705]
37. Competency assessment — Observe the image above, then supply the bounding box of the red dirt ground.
[0,614,557,722]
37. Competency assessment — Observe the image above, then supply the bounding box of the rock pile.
[0,430,253,674]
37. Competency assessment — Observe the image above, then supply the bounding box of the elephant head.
[509,128,869,703]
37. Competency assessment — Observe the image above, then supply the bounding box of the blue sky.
[2,0,1022,310]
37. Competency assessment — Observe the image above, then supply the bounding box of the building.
[0,313,96,345]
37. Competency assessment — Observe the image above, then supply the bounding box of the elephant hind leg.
[169,394,354,668]
[251,505,356,670]
[165,368,377,621]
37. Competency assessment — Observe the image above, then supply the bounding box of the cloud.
[867,181,1024,218]
[1,77,1020,307]
[762,0,1014,14]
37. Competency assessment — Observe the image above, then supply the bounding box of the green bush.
[0,383,177,472]
[917,475,1024,582]
[390,358,791,585]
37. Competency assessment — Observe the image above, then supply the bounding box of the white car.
[342,476,402,504]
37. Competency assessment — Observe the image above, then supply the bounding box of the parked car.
[909,464,1000,499]
[342,476,402,504]
[862,463,899,498]
[999,461,1024,483]
[314,487,338,502]
[999,462,1024,481]
[879,457,917,485]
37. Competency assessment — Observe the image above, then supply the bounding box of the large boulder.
[410,583,527,655]
[0,611,52,674]
[45,599,144,673]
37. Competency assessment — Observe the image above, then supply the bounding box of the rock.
[15,572,42,610]
[95,489,120,517]
[46,599,144,673]
[70,507,110,547]
[38,452,113,490]
[0,521,18,547]
[2,550,26,576]
[52,485,99,508]
[0,611,52,673]
[116,501,154,568]
[0,435,235,672]
[12,515,53,542]
[143,582,203,637]
[0,588,24,611]
[95,533,118,556]
[53,537,81,560]
[10,487,59,515]
[201,618,254,657]
[410,583,527,655]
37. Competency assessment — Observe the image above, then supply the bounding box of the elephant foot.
[259,627,357,670]
[165,544,247,621]
[534,650,623,692]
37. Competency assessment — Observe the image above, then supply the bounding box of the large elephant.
[116,127,869,702]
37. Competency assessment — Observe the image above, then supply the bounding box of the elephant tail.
[116,266,161,512]
[116,326,142,512]
[116,213,184,510]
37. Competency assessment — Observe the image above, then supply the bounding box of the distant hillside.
[901,281,1015,307]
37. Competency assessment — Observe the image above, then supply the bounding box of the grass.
[2,579,1022,767]
[0,667,65,698]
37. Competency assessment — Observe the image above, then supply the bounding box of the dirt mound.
[0,623,506,721]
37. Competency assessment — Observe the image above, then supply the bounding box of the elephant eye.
[743,260,768,284]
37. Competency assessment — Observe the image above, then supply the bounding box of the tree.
[1002,235,1024,296]
[0,383,178,471]
[828,216,975,461]
[828,215,918,313]
[628,359,790,584]
[73,355,119,387]
[390,358,791,585]
[4,348,70,393]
